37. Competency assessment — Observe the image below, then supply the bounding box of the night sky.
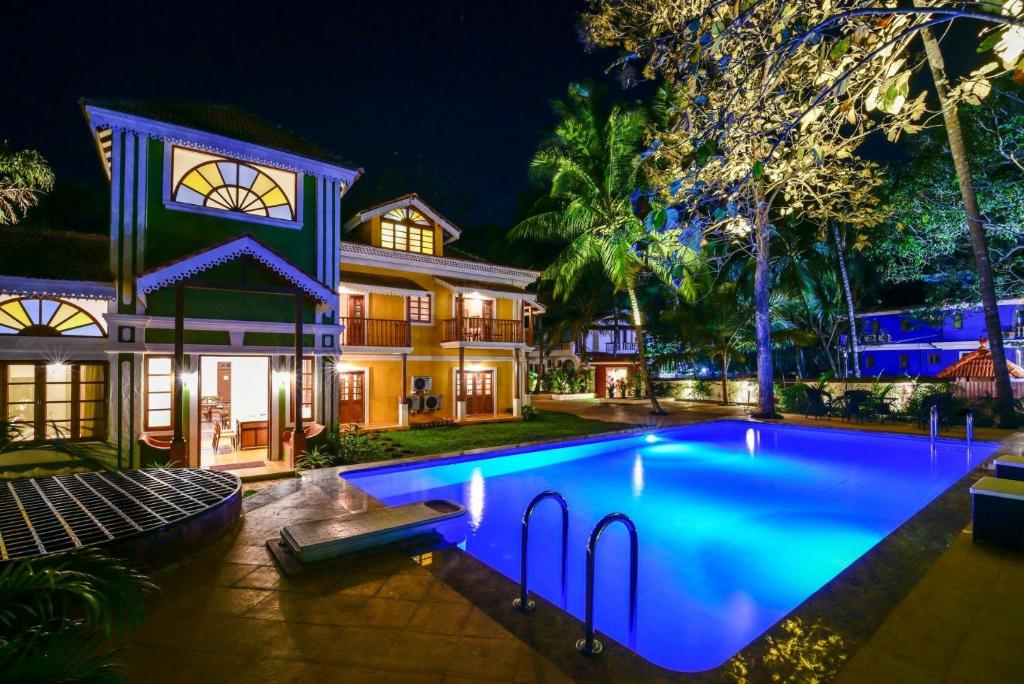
[1,0,625,250]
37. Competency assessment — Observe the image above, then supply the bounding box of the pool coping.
[250,418,1021,681]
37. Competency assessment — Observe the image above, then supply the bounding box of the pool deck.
[112,402,1023,682]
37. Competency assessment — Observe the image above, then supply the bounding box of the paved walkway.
[115,471,572,683]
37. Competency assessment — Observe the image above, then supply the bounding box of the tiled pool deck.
[111,403,1023,682]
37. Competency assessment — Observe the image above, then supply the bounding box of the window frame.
[0,361,107,444]
[407,294,432,324]
[162,143,304,230]
[288,356,316,423]
[379,211,435,255]
[144,355,175,431]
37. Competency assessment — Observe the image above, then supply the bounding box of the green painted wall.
[144,138,319,275]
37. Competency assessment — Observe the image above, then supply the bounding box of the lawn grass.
[378,410,630,457]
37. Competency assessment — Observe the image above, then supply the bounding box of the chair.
[212,421,236,454]
[840,390,871,422]
[137,433,172,467]
[802,387,833,419]
[917,394,956,431]
[282,422,327,462]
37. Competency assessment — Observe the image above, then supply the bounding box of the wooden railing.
[340,317,410,347]
[603,341,637,353]
[442,317,524,344]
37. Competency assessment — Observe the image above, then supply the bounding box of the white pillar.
[398,399,409,427]
[456,400,467,421]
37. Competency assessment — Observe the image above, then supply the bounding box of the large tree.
[0,143,54,225]
[509,83,694,414]
[584,1,888,417]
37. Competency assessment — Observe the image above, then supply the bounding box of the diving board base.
[273,499,466,568]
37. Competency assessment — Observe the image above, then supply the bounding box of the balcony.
[603,341,637,353]
[442,317,524,344]
[340,317,410,348]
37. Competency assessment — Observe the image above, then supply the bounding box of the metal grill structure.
[0,469,239,561]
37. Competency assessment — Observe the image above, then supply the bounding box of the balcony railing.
[442,317,524,344]
[604,341,637,353]
[340,317,410,347]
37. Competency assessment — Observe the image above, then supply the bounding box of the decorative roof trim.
[344,194,461,243]
[0,276,115,301]
[434,276,537,302]
[136,235,336,305]
[341,242,539,286]
[83,105,361,184]
[339,283,426,298]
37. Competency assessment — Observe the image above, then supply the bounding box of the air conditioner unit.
[422,394,443,411]
[411,376,432,392]
[406,395,422,411]
[862,334,877,343]
[878,333,892,343]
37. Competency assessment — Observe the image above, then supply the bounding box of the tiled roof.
[82,98,357,168]
[434,276,531,296]
[0,227,112,282]
[937,341,1024,379]
[341,271,427,293]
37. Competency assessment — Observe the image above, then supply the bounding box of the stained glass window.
[170,146,297,221]
[381,208,434,254]
[0,298,104,337]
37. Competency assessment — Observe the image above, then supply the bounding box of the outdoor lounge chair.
[970,476,1024,549]
[994,455,1024,481]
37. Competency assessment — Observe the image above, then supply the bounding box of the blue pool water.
[344,421,994,672]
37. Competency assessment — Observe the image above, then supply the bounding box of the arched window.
[170,146,297,221]
[381,208,434,254]
[0,298,105,337]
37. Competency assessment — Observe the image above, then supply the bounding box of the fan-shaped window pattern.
[170,146,297,221]
[0,298,105,337]
[381,208,434,254]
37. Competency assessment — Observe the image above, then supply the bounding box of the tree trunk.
[921,26,1015,424]
[833,223,860,379]
[753,203,779,418]
[720,351,731,405]
[627,285,665,414]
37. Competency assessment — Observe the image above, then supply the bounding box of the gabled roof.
[82,99,355,167]
[937,339,1024,380]
[343,193,461,243]
[136,234,335,305]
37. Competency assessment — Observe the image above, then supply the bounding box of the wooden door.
[462,371,494,415]
[347,296,366,345]
[216,362,231,402]
[338,371,365,423]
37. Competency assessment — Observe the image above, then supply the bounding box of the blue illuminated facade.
[852,299,1024,377]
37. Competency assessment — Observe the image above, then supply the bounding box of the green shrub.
[778,383,811,413]
[296,444,336,470]
[691,378,713,401]
[521,404,538,421]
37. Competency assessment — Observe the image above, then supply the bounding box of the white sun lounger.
[277,499,466,564]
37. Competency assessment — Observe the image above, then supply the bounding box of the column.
[513,348,522,417]
[290,293,306,464]
[169,283,187,466]
[457,346,467,421]
[398,352,409,427]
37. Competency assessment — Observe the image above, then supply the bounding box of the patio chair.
[840,390,871,422]
[802,387,833,419]
[917,394,956,431]
[282,422,327,462]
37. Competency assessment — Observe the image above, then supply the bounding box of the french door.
[338,371,365,423]
[1,361,107,442]
[459,370,494,415]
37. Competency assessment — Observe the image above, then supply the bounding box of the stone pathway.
[114,472,572,683]
[836,527,1024,683]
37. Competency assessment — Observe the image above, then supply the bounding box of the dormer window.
[381,208,434,255]
[170,145,297,222]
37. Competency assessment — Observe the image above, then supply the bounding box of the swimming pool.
[344,420,995,672]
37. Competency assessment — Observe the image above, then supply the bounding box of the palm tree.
[510,83,690,414]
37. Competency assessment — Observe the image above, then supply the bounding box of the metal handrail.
[576,512,639,656]
[513,490,569,612]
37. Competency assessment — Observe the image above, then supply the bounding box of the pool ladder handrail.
[513,490,569,612]
[576,512,639,656]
